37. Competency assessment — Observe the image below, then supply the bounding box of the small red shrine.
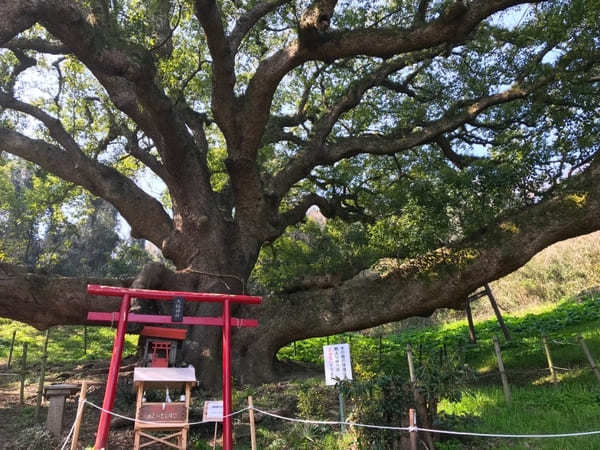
[140,326,187,368]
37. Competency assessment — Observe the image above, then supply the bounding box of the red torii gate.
[86,284,261,450]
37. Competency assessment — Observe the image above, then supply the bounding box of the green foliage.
[252,218,382,292]
[338,348,473,449]
[0,321,138,365]
[273,292,600,449]
[0,157,155,277]
[297,380,336,420]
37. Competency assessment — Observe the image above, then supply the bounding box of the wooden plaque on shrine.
[139,403,187,423]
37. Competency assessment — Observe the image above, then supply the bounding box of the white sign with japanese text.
[203,400,223,422]
[323,343,353,385]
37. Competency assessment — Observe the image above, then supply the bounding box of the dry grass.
[394,232,600,329]
[476,231,600,319]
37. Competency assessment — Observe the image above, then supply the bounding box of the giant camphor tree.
[0,0,599,384]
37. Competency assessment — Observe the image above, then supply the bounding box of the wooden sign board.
[139,403,187,422]
[203,401,224,422]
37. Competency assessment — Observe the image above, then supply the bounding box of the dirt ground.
[0,356,143,450]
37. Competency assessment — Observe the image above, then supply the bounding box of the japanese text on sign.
[323,343,353,386]
[203,400,224,422]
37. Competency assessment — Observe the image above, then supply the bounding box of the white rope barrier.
[83,400,250,425]
[252,407,410,431]
[74,400,600,441]
[60,398,86,450]
[251,407,600,439]
[415,427,600,439]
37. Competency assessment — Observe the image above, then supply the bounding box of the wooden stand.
[133,367,195,449]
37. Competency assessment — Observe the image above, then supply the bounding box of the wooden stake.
[485,284,511,341]
[406,344,416,384]
[248,396,257,450]
[7,330,16,369]
[542,336,557,386]
[71,381,88,450]
[409,408,417,450]
[378,335,382,370]
[20,342,28,405]
[465,299,477,344]
[578,334,600,384]
[83,326,88,355]
[36,329,50,421]
[492,336,511,404]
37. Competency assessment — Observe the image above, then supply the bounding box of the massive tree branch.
[269,84,530,198]
[193,0,238,140]
[298,0,338,48]
[2,155,599,363]
[249,155,600,352]
[0,128,174,247]
[27,0,215,208]
[229,0,290,53]
[4,37,69,54]
[276,191,372,236]
[242,0,545,157]
[0,0,37,46]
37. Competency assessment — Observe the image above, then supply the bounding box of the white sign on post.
[323,343,353,385]
[202,400,224,422]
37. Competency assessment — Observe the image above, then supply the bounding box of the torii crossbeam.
[87,284,261,450]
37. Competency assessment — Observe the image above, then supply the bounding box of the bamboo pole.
[406,344,416,384]
[19,342,28,405]
[465,299,477,344]
[71,381,88,450]
[83,326,88,355]
[378,335,383,370]
[485,284,511,341]
[578,334,600,384]
[492,336,511,403]
[248,396,257,450]
[409,408,417,450]
[7,330,16,369]
[542,336,557,386]
[36,329,50,421]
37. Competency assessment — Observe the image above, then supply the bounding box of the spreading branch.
[0,127,173,247]
[269,84,531,198]
[230,0,291,53]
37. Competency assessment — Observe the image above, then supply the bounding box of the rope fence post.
[406,344,416,384]
[248,396,257,450]
[378,335,382,370]
[19,342,28,405]
[337,384,346,433]
[578,334,600,384]
[7,330,16,369]
[83,326,88,355]
[36,329,50,421]
[542,336,558,386]
[71,381,88,450]
[492,336,511,404]
[409,408,417,450]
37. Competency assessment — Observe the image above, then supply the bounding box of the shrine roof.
[134,367,196,388]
